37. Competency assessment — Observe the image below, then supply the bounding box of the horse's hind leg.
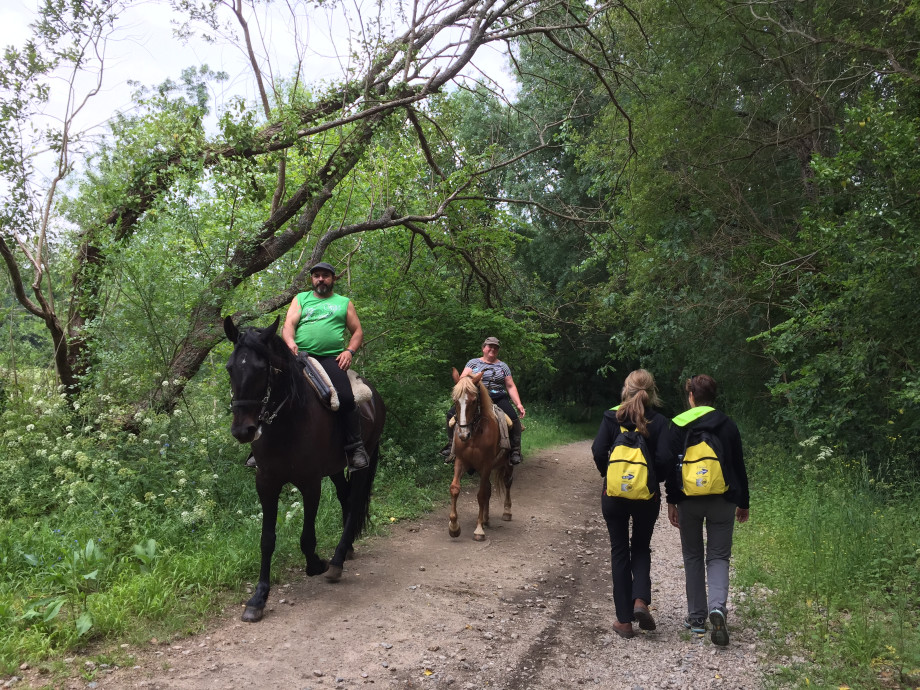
[243,481,281,623]
[330,471,355,562]
[298,479,329,578]
[502,465,513,522]
[474,473,492,541]
[326,469,370,582]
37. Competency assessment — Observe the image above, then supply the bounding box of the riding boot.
[509,418,523,465]
[441,436,455,465]
[343,408,370,471]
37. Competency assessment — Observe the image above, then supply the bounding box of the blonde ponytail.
[615,369,661,436]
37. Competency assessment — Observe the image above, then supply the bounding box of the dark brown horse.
[448,367,513,540]
[224,316,385,622]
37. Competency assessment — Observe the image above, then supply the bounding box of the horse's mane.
[237,326,310,406]
[451,376,497,424]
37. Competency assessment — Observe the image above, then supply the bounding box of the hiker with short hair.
[663,374,750,646]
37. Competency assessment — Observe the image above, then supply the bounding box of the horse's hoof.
[306,559,329,577]
[473,533,486,542]
[502,512,512,521]
[449,526,461,539]
[325,564,343,582]
[241,606,264,623]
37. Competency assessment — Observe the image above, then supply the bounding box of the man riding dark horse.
[251,260,369,472]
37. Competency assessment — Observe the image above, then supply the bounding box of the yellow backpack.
[680,428,729,496]
[606,425,655,500]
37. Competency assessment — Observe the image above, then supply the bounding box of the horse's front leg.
[448,460,462,539]
[243,481,281,623]
[298,478,329,577]
[474,471,492,541]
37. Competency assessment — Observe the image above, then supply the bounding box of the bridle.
[230,347,290,426]
[455,390,482,436]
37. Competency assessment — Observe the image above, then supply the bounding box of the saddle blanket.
[301,356,372,411]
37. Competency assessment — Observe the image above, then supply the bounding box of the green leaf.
[75,611,93,636]
[43,598,66,622]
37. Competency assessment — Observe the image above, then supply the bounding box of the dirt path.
[43,441,762,689]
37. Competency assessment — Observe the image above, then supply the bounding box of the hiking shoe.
[684,616,706,634]
[633,604,656,631]
[709,609,729,646]
[612,621,635,639]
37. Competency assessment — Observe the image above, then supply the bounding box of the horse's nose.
[231,420,259,443]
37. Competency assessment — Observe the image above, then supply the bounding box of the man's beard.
[314,282,333,296]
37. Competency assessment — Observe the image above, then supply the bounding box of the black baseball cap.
[310,262,336,275]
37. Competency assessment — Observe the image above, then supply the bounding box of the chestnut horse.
[448,367,513,540]
[224,316,385,622]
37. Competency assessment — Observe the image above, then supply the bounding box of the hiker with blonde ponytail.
[591,369,672,639]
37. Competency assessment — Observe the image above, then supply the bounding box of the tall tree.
[1,0,619,415]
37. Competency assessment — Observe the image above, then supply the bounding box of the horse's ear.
[471,372,483,385]
[266,316,280,337]
[224,315,239,343]
[451,367,460,383]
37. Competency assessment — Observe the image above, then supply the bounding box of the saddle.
[299,355,373,411]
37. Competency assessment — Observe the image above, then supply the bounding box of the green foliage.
[754,89,920,456]
[734,439,920,688]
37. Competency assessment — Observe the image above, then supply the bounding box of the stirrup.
[244,454,257,468]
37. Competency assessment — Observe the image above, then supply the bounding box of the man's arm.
[282,297,301,355]
[336,300,364,370]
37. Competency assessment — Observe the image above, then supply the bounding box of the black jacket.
[591,407,670,489]
[662,407,749,509]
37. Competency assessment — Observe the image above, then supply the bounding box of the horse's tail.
[352,441,379,539]
[352,389,385,539]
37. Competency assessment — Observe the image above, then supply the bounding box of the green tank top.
[294,292,351,357]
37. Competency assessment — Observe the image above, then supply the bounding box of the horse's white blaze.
[457,398,469,440]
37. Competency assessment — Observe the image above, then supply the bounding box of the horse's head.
[451,368,485,442]
[224,315,285,443]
